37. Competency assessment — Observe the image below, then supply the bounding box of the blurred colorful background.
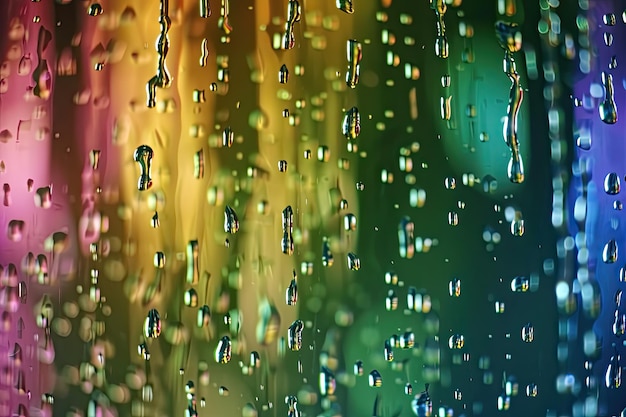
[1,0,625,416]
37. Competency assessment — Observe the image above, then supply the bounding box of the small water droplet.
[215,336,232,363]
[604,172,621,194]
[603,239,618,263]
[88,3,103,16]
[521,323,534,342]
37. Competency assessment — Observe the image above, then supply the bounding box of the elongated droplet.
[224,205,239,233]
[612,311,625,337]
[342,107,360,139]
[600,71,618,124]
[134,145,154,191]
[603,239,618,263]
[336,0,354,14]
[282,0,301,50]
[347,252,360,270]
[322,237,334,267]
[319,366,336,396]
[605,349,622,388]
[215,336,232,363]
[279,64,289,84]
[449,278,461,297]
[200,0,211,17]
[286,274,297,306]
[144,309,161,338]
[411,384,432,417]
[287,319,304,351]
[398,216,415,259]
[200,38,209,66]
[346,39,362,88]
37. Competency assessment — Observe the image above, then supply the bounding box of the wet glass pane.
[0,0,624,416]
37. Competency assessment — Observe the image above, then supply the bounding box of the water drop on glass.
[347,252,360,270]
[215,336,232,363]
[368,370,382,387]
[603,239,618,263]
[224,205,239,233]
[88,3,103,16]
[448,334,464,349]
[604,172,620,195]
[143,309,161,338]
[353,360,364,376]
[449,278,461,297]
[510,276,529,292]
[521,323,534,342]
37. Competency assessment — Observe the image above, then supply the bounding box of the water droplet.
[138,342,150,360]
[336,0,354,14]
[383,339,394,361]
[279,64,289,84]
[521,323,534,342]
[282,206,294,255]
[605,349,622,388]
[613,310,625,336]
[134,145,153,191]
[603,239,618,263]
[398,216,415,259]
[604,32,614,46]
[342,107,361,139]
[495,21,522,53]
[287,319,303,351]
[449,278,461,297]
[510,276,529,292]
[604,13,617,26]
[200,0,211,18]
[448,334,465,349]
[411,384,432,416]
[249,351,260,369]
[447,211,458,226]
[400,331,415,349]
[347,252,360,270]
[600,72,618,124]
[385,271,398,285]
[285,273,298,307]
[144,309,161,338]
[319,366,336,396]
[282,0,301,50]
[346,40,362,88]
[7,220,25,242]
[511,219,525,236]
[222,126,234,147]
[184,288,198,307]
[604,172,620,194]
[343,213,357,231]
[88,3,103,16]
[215,336,232,363]
[322,237,334,267]
[353,360,364,376]
[385,290,398,311]
[224,205,239,233]
[444,177,456,189]
[197,305,211,328]
[151,211,160,228]
[454,389,462,400]
[18,54,32,76]
[368,370,382,387]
